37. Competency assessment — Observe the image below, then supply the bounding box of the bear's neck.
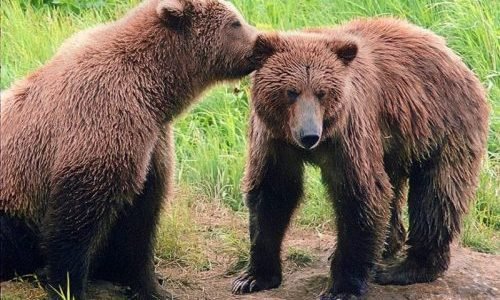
[106,2,215,124]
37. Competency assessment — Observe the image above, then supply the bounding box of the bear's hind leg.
[232,145,304,295]
[375,151,478,285]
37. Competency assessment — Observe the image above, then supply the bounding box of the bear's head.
[157,0,262,80]
[251,32,359,150]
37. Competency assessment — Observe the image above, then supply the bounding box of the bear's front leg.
[41,166,127,300]
[43,200,116,300]
[92,126,174,300]
[323,182,391,299]
[232,141,305,295]
[321,139,392,299]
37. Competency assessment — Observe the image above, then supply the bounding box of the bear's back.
[0,76,55,222]
[346,18,488,161]
[305,18,488,161]
[0,5,157,223]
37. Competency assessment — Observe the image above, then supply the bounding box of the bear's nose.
[300,134,320,149]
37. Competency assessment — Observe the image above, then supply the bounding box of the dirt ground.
[167,246,500,300]
[1,201,499,300]
[158,233,500,300]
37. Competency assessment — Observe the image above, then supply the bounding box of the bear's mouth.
[228,56,258,78]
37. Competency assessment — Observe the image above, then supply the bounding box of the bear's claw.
[232,272,281,294]
[319,292,359,300]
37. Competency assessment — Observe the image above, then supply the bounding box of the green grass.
[1,0,498,254]
[155,192,210,269]
[286,247,315,268]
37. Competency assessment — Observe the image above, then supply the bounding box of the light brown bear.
[0,0,266,299]
[232,18,489,299]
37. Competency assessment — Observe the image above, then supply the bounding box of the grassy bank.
[1,0,498,259]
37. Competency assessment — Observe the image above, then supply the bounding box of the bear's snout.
[299,132,320,149]
[291,98,323,150]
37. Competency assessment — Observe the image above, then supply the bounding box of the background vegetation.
[1,0,498,261]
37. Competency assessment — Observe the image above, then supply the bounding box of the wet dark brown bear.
[0,0,266,299]
[232,18,489,299]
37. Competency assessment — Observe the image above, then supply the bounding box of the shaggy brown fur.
[0,0,266,299]
[232,18,489,300]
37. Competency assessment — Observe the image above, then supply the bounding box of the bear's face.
[252,33,358,149]
[157,0,260,80]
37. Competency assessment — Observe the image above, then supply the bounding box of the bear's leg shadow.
[382,176,408,259]
[232,146,304,295]
[375,147,479,285]
[0,213,44,281]
[93,128,174,300]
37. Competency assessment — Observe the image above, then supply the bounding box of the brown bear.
[0,0,266,299]
[232,18,490,299]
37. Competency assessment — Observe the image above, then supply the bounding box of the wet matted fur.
[232,18,489,300]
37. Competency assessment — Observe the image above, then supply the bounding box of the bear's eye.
[315,90,326,100]
[231,20,242,28]
[287,89,300,102]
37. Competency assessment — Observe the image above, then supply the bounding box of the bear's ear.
[157,0,191,30]
[252,34,281,66]
[328,40,358,65]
